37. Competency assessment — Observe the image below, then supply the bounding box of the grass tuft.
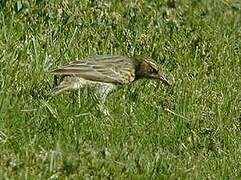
[1,0,241,178]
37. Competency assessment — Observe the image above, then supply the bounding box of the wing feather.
[51,55,135,85]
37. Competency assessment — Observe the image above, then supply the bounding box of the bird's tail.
[50,84,71,96]
[50,76,81,96]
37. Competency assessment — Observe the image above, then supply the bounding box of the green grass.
[1,0,241,178]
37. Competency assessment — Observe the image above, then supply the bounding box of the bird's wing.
[50,55,135,84]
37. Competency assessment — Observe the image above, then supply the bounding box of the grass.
[0,0,241,178]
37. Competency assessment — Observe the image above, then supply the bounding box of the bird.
[49,55,170,99]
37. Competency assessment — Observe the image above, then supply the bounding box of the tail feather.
[50,76,82,96]
[50,84,72,96]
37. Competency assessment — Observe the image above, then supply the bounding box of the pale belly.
[52,76,116,99]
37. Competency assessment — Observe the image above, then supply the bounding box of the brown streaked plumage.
[50,55,170,97]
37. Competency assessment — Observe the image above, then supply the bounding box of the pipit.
[50,55,170,98]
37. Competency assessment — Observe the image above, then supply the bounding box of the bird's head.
[134,57,170,86]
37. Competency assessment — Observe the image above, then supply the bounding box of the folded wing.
[50,55,136,85]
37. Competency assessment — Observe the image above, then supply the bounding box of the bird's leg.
[78,86,81,108]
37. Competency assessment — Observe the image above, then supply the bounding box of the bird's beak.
[159,74,171,86]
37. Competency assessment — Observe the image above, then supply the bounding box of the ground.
[0,0,241,178]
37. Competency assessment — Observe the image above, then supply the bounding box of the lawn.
[0,0,241,179]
